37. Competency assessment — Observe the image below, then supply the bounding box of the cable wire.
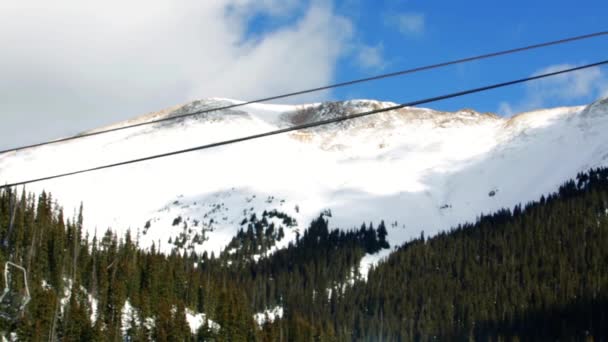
[2,60,607,190]
[1,31,607,155]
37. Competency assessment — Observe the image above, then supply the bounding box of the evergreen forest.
[0,168,607,341]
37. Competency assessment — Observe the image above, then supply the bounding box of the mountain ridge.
[0,97,607,259]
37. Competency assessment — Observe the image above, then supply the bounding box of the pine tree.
[377,220,389,249]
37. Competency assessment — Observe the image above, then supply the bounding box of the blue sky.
[249,0,608,114]
[0,0,607,149]
[337,0,608,114]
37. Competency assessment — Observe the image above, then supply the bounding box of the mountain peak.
[93,98,507,137]
[1,96,607,257]
[581,96,608,119]
[281,100,501,131]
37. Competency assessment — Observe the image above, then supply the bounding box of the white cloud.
[356,43,386,70]
[497,102,515,117]
[529,64,603,101]
[0,0,353,150]
[390,12,425,37]
[498,64,608,116]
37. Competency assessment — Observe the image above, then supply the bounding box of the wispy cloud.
[498,64,608,116]
[356,43,386,71]
[388,12,425,37]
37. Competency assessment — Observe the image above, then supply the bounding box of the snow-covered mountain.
[1,97,608,258]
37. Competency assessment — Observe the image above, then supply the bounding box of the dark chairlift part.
[0,189,30,322]
[0,262,31,321]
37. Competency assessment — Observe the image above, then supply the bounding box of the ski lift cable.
[0,60,607,190]
[0,30,606,155]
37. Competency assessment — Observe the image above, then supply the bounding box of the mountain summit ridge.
[101,98,504,132]
[1,97,607,258]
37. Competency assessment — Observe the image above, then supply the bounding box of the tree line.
[0,168,606,340]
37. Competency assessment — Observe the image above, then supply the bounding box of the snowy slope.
[1,97,608,258]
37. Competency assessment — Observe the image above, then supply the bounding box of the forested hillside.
[0,168,607,341]
[336,168,608,340]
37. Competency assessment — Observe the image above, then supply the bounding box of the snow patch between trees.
[185,309,220,334]
[359,248,393,280]
[254,306,284,326]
